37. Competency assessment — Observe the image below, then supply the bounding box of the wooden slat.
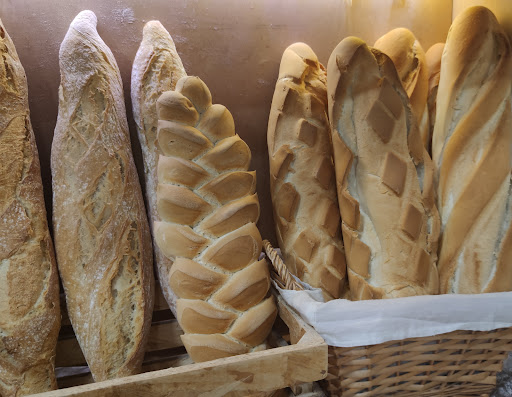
[56,319,184,367]
[56,354,195,389]
[37,295,327,397]
[153,283,170,311]
[146,319,183,351]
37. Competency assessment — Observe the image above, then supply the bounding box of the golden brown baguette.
[425,43,444,144]
[267,43,347,300]
[432,6,512,294]
[327,37,440,300]
[131,21,186,313]
[51,10,154,380]
[155,76,277,362]
[374,28,430,151]
[0,18,60,396]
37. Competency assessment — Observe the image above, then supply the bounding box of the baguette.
[0,18,60,396]
[155,76,277,362]
[51,10,154,380]
[327,37,440,300]
[432,6,512,294]
[374,28,430,151]
[131,21,187,313]
[425,43,444,144]
[267,43,347,300]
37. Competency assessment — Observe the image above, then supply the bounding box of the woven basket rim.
[263,239,304,292]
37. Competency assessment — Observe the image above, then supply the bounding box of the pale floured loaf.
[51,11,154,380]
[267,43,347,300]
[425,43,444,143]
[432,6,512,294]
[327,37,440,300]
[154,76,277,362]
[374,28,430,151]
[0,18,60,396]
[131,21,187,313]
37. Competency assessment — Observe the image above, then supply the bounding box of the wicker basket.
[263,240,512,397]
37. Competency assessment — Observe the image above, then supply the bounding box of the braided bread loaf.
[52,11,154,380]
[155,76,277,362]
[327,37,440,300]
[267,43,347,300]
[432,6,512,294]
[0,18,60,395]
[425,43,444,145]
[374,28,430,152]
[131,21,187,312]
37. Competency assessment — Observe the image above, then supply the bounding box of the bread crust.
[267,43,347,300]
[374,28,430,152]
[425,42,444,147]
[327,37,440,300]
[155,76,277,362]
[432,6,512,294]
[0,18,60,396]
[51,11,154,380]
[131,21,186,314]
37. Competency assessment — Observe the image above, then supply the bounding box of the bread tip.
[143,20,166,36]
[454,5,500,32]
[285,42,318,64]
[375,27,415,45]
[72,10,98,27]
[328,36,367,72]
[460,5,495,18]
[425,43,444,71]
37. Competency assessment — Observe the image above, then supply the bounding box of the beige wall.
[0,0,452,244]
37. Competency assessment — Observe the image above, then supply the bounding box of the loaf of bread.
[155,76,277,362]
[131,21,187,313]
[0,18,60,396]
[327,37,440,300]
[267,43,347,300]
[52,11,154,380]
[425,43,444,154]
[432,6,512,294]
[374,28,430,151]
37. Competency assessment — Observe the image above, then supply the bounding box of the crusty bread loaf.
[155,76,277,362]
[131,21,187,314]
[0,18,60,396]
[374,28,430,151]
[432,6,512,294]
[51,11,154,380]
[425,43,444,157]
[267,43,347,300]
[327,37,440,300]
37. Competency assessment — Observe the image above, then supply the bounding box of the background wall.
[0,0,453,244]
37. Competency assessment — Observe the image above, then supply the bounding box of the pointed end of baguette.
[143,20,170,42]
[286,42,318,64]
[71,10,98,32]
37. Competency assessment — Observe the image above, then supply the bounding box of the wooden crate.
[34,284,327,396]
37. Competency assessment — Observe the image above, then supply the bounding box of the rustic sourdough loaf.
[327,37,440,300]
[131,21,186,313]
[51,10,154,380]
[425,43,444,144]
[374,28,430,152]
[155,76,277,362]
[267,43,347,300]
[432,6,512,294]
[0,18,60,396]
